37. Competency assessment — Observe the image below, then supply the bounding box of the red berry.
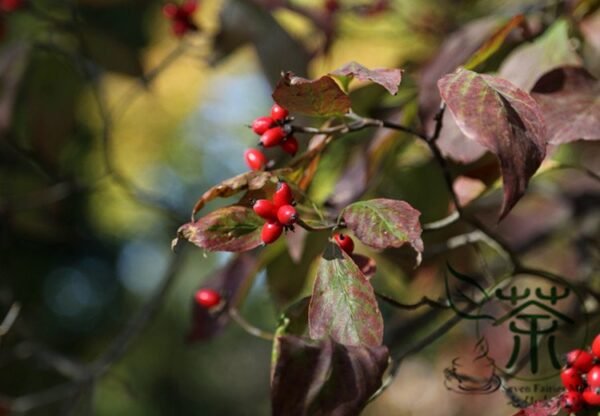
[281,136,299,156]
[561,367,585,391]
[588,366,600,387]
[195,288,221,309]
[180,0,198,15]
[271,104,288,121]
[253,199,276,220]
[566,349,595,372]
[251,116,274,135]
[244,148,267,171]
[592,334,600,359]
[172,19,190,37]
[277,204,297,225]
[273,181,294,208]
[583,387,600,406]
[0,0,24,12]
[162,3,178,18]
[562,390,584,412]
[260,126,286,147]
[334,233,354,254]
[261,221,283,244]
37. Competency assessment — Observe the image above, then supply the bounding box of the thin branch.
[228,308,274,341]
[376,292,450,310]
[0,303,20,337]
[422,211,460,231]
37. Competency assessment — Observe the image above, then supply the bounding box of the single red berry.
[0,0,24,12]
[273,181,294,208]
[253,199,277,220]
[195,288,222,309]
[588,366,600,387]
[561,367,585,391]
[271,104,288,121]
[277,204,297,226]
[566,349,595,372]
[562,390,584,412]
[261,221,283,244]
[334,233,354,254]
[583,387,600,406]
[260,126,286,147]
[281,136,299,156]
[180,0,198,15]
[162,3,178,18]
[251,116,274,135]
[592,334,600,359]
[244,148,267,171]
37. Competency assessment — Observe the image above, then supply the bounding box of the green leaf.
[271,335,389,416]
[308,243,383,347]
[177,205,263,252]
[341,198,423,263]
[438,67,547,219]
[272,72,351,117]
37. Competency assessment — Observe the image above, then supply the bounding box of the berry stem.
[228,308,274,341]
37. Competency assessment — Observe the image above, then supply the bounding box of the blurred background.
[0,0,598,415]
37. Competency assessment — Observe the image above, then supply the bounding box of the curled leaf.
[272,72,351,117]
[531,66,600,144]
[271,335,389,416]
[191,170,276,218]
[330,61,403,95]
[438,67,548,219]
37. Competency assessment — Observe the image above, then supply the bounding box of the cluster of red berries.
[244,104,298,171]
[252,181,297,244]
[560,334,600,413]
[162,0,198,37]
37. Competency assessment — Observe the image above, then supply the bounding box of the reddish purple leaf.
[341,198,423,263]
[531,66,600,144]
[272,72,351,117]
[309,243,383,347]
[330,61,403,95]
[271,335,389,416]
[177,205,263,252]
[351,254,377,279]
[437,110,487,163]
[438,67,548,219]
[419,16,500,121]
[499,20,581,91]
[187,253,258,342]
[512,397,561,416]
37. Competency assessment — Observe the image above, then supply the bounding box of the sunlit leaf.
[464,14,526,71]
[308,243,383,347]
[499,19,582,91]
[341,198,423,262]
[438,67,547,219]
[178,206,263,252]
[272,72,351,117]
[330,61,403,95]
[271,335,389,416]
[531,66,600,144]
